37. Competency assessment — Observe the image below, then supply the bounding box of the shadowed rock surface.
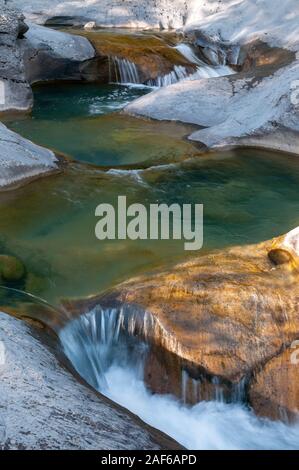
[0,3,33,113]
[0,312,182,450]
[20,23,96,84]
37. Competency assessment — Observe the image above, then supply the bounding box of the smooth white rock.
[8,0,299,51]
[23,22,95,62]
[0,123,58,189]
[9,0,190,29]
[0,312,175,450]
[125,60,299,153]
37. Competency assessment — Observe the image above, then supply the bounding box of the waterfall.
[175,43,234,78]
[146,65,191,87]
[111,57,140,85]
[110,44,234,88]
[59,305,150,391]
[60,304,247,405]
[59,306,299,450]
[175,43,204,65]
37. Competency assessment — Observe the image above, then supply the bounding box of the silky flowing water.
[1,81,299,449]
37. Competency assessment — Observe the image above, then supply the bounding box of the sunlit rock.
[268,226,299,269]
[74,229,299,419]
[249,348,299,421]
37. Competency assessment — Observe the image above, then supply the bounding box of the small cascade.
[109,44,233,88]
[212,376,225,403]
[180,368,246,405]
[146,65,191,87]
[59,305,151,391]
[175,43,204,66]
[181,369,189,404]
[59,306,299,450]
[60,304,248,406]
[231,376,248,403]
[175,43,234,79]
[110,57,140,85]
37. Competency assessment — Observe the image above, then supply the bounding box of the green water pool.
[5,83,201,168]
[1,83,299,307]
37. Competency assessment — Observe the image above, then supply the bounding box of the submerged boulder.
[0,311,181,450]
[0,255,25,282]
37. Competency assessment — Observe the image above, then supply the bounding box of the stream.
[1,51,299,449]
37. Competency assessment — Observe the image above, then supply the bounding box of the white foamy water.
[111,43,233,89]
[60,307,299,450]
[175,43,234,79]
[105,365,299,450]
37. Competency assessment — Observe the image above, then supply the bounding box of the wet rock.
[86,228,299,417]
[0,122,58,189]
[0,311,182,450]
[77,30,194,84]
[0,255,25,282]
[249,348,299,422]
[20,23,96,84]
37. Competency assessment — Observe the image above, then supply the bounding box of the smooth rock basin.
[1,82,299,307]
[4,83,200,167]
[1,80,299,449]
